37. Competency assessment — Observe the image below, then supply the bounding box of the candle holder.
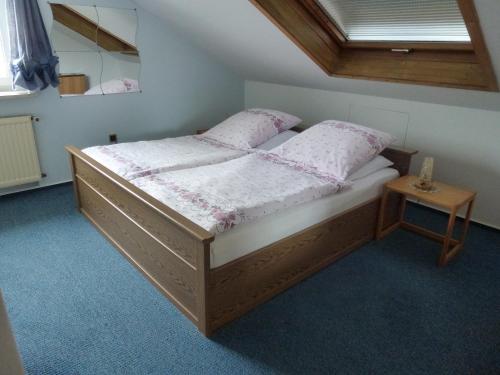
[412,157,438,192]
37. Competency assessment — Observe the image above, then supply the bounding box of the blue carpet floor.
[0,184,499,375]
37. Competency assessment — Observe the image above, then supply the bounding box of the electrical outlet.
[109,134,117,143]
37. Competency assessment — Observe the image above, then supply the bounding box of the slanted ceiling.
[134,0,500,111]
[50,4,138,55]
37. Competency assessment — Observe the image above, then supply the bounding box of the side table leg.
[376,188,389,240]
[439,208,458,266]
[399,195,407,223]
[460,199,475,244]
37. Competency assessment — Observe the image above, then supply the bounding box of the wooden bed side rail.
[66,145,214,334]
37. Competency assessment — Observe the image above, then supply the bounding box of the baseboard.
[406,200,500,232]
[0,180,72,198]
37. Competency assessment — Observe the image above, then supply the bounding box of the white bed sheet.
[210,167,399,268]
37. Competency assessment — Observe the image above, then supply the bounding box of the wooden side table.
[376,175,476,266]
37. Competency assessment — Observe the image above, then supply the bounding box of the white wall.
[134,0,500,112]
[245,81,500,229]
[0,0,244,196]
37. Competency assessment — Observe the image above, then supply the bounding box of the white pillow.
[270,120,396,181]
[349,155,394,180]
[257,130,298,150]
[199,109,302,149]
[123,78,140,92]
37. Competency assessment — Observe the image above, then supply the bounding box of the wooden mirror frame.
[251,0,498,91]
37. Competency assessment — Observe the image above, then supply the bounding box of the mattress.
[210,168,399,268]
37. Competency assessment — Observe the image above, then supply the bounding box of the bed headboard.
[380,146,418,176]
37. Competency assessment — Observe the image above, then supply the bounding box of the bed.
[66,128,416,336]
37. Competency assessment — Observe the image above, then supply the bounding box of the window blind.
[317,0,471,42]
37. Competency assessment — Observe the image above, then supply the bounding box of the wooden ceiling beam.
[456,0,498,91]
[250,0,340,74]
[50,4,138,56]
[333,49,489,91]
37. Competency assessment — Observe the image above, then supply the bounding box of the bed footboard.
[66,146,215,335]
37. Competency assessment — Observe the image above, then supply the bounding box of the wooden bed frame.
[65,143,416,336]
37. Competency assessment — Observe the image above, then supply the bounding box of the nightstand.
[376,175,476,266]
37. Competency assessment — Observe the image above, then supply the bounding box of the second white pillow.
[200,109,302,149]
[270,120,396,181]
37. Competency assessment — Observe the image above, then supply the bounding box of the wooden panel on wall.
[333,50,489,91]
[457,0,498,91]
[250,0,498,92]
[250,0,338,74]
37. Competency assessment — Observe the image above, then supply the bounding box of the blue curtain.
[7,0,59,91]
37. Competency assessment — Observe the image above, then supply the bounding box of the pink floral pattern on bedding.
[270,120,396,181]
[245,109,287,132]
[82,135,250,181]
[131,153,346,234]
[199,109,302,149]
[144,174,245,231]
[256,152,345,184]
[95,146,154,178]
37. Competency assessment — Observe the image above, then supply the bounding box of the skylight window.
[317,0,471,42]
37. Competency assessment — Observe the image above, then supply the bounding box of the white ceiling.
[134,0,500,111]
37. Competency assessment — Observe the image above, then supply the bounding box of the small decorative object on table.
[377,175,476,266]
[412,157,437,192]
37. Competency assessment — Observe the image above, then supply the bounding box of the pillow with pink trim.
[270,120,396,181]
[199,109,302,149]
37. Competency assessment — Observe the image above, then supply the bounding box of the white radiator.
[0,116,42,189]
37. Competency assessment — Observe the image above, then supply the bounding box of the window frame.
[251,0,498,92]
[0,0,32,98]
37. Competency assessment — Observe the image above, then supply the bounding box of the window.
[0,0,11,90]
[252,0,498,92]
[0,36,9,89]
[317,0,471,42]
[0,0,30,95]
[0,42,12,92]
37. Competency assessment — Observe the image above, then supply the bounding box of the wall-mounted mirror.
[49,3,141,97]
